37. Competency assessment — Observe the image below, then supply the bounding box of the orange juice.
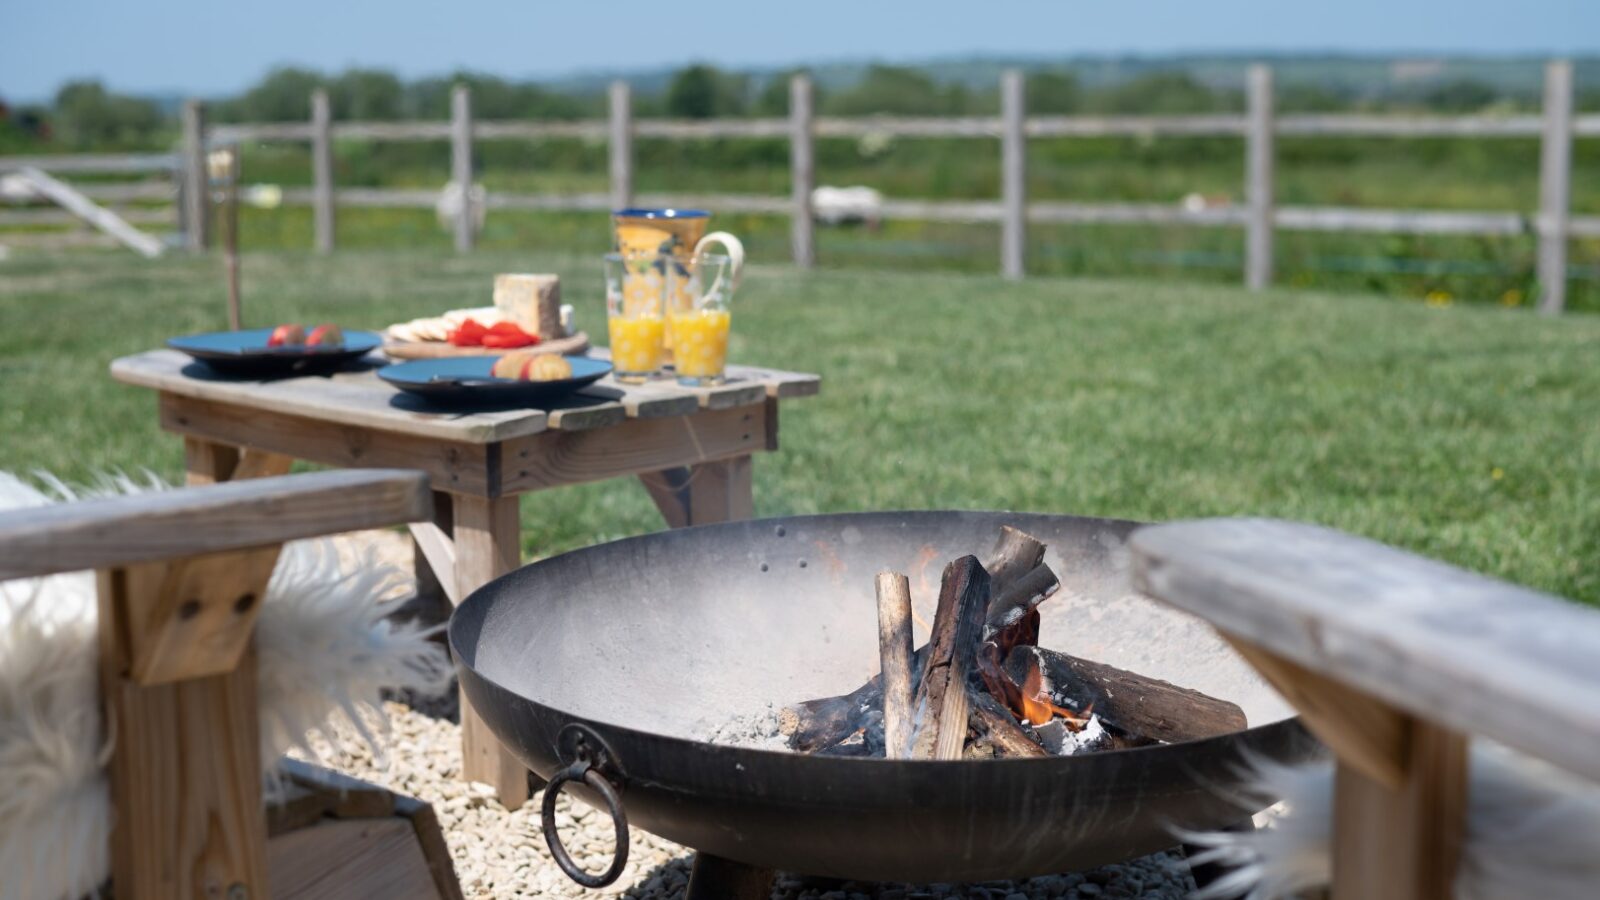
[608,315,665,377]
[667,308,730,380]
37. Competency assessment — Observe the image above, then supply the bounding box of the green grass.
[1,249,1596,605]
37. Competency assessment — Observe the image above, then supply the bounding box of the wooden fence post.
[180,100,208,251]
[1001,69,1027,280]
[450,85,474,253]
[609,81,634,212]
[310,88,335,254]
[790,73,816,269]
[1537,60,1573,316]
[1245,64,1275,291]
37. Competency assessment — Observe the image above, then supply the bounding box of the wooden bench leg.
[185,436,292,485]
[98,553,279,900]
[1226,639,1467,900]
[452,493,532,810]
[641,455,755,528]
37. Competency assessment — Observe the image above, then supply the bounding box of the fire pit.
[450,511,1317,897]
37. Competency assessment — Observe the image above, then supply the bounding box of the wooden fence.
[4,62,1595,312]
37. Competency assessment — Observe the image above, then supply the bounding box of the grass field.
[1,249,1595,605]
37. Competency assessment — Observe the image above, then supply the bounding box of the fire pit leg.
[686,853,775,900]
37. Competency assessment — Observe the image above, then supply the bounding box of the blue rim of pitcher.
[613,208,710,219]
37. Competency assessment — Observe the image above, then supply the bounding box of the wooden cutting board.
[382,330,590,360]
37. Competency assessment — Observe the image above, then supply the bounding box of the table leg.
[184,437,292,485]
[409,491,455,628]
[452,493,532,810]
[640,455,755,528]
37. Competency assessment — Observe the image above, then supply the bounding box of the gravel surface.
[290,694,1200,899]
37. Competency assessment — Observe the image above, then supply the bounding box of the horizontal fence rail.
[2,62,1592,312]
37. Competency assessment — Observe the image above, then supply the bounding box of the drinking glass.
[604,252,669,383]
[669,253,735,386]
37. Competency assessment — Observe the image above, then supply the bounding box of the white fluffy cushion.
[1183,742,1600,900]
[0,471,453,900]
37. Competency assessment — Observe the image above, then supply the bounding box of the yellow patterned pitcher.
[612,208,743,361]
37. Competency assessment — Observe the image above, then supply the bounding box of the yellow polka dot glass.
[673,253,736,386]
[604,252,671,383]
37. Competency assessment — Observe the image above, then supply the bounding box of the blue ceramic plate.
[377,355,612,405]
[168,328,382,377]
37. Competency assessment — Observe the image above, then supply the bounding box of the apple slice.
[267,324,305,347]
[306,323,345,347]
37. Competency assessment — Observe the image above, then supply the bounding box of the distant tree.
[228,67,323,121]
[1026,71,1080,114]
[330,68,403,120]
[1089,72,1231,114]
[827,65,950,116]
[1423,79,1498,113]
[405,72,585,120]
[52,80,162,147]
[667,64,720,118]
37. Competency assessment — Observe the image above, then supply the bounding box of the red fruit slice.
[267,324,305,347]
[306,323,345,347]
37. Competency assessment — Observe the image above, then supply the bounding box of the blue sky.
[5,0,1597,100]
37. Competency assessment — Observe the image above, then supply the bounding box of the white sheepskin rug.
[1183,741,1600,899]
[0,471,454,900]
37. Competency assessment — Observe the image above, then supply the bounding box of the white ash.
[700,701,792,751]
[293,694,1198,898]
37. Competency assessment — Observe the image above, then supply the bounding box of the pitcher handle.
[693,231,745,295]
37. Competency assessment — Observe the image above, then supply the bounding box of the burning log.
[1005,646,1247,745]
[982,562,1059,654]
[875,571,916,759]
[967,687,1048,758]
[910,556,992,759]
[984,526,1047,651]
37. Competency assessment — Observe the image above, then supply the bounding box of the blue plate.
[377,355,612,405]
[168,328,382,377]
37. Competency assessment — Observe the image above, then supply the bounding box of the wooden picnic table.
[111,347,819,809]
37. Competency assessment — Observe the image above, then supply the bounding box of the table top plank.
[112,349,819,444]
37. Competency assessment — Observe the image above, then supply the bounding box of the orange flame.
[1016,655,1093,731]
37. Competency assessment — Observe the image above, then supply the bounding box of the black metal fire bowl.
[451,510,1317,884]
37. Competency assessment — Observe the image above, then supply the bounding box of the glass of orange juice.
[669,253,735,386]
[605,252,669,383]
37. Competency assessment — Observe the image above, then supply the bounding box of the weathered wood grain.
[501,402,768,493]
[640,457,755,528]
[1000,70,1026,280]
[453,494,531,809]
[124,546,281,686]
[1332,719,1468,900]
[1245,64,1275,291]
[180,100,207,250]
[1538,60,1573,315]
[1130,517,1600,782]
[790,73,816,268]
[0,468,430,580]
[13,167,164,257]
[450,86,473,253]
[99,569,267,900]
[876,571,916,758]
[609,81,633,211]
[159,393,496,495]
[311,88,336,254]
[267,818,440,900]
[911,556,992,759]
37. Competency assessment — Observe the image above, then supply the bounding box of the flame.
[1016,654,1093,731]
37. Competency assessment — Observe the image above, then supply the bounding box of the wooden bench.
[1130,518,1600,900]
[0,468,462,900]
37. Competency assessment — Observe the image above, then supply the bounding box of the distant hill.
[541,52,1600,102]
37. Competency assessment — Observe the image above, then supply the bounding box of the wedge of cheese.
[493,274,563,339]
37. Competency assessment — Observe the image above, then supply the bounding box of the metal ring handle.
[541,761,629,888]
